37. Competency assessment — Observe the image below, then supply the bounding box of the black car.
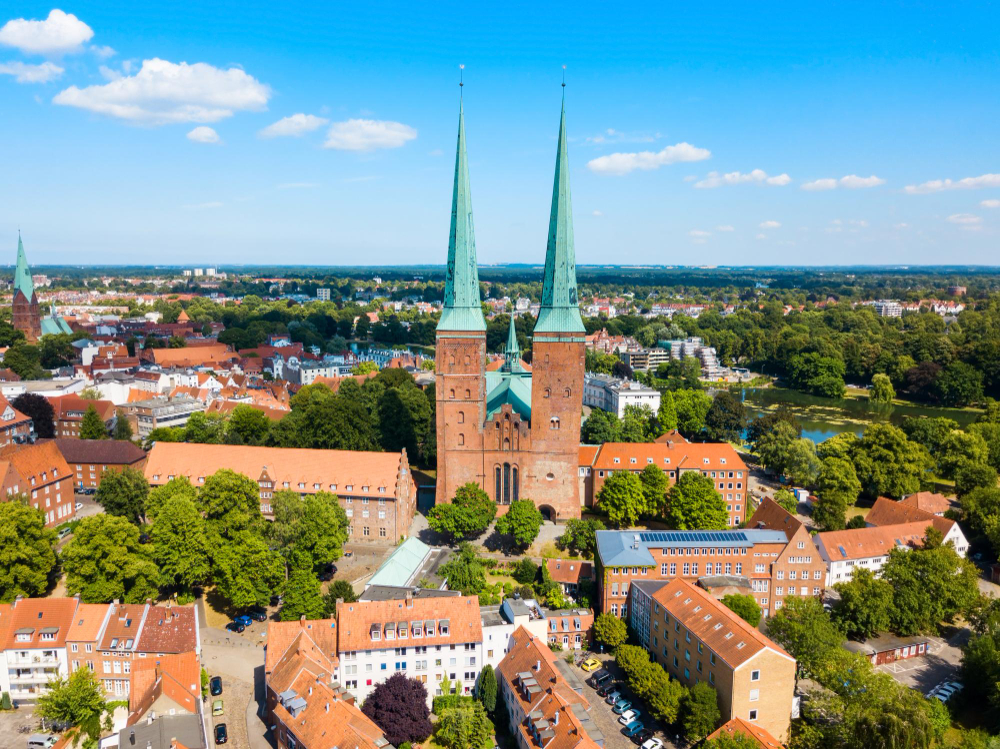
[590,671,612,687]
[214,723,228,745]
[630,729,654,745]
[209,676,223,696]
[248,608,267,622]
[225,621,245,634]
[597,681,621,698]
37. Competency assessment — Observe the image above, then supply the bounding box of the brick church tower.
[11,234,41,343]
[434,94,585,521]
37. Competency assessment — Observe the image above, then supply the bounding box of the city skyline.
[1,2,998,265]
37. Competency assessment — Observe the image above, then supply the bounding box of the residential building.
[617,347,672,372]
[0,392,34,447]
[434,100,585,523]
[117,714,205,749]
[596,525,824,619]
[900,491,952,516]
[706,718,784,749]
[582,373,661,418]
[815,523,936,585]
[126,395,205,438]
[126,651,205,749]
[334,591,483,704]
[2,440,75,526]
[843,634,931,666]
[584,442,748,526]
[317,288,331,301]
[52,438,148,489]
[545,559,593,597]
[142,344,236,369]
[872,300,903,317]
[0,596,80,702]
[865,496,968,555]
[544,607,594,651]
[643,579,796,742]
[495,626,604,749]
[144,442,417,543]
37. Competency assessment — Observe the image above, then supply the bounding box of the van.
[27,734,57,749]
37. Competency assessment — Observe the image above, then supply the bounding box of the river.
[739,387,980,444]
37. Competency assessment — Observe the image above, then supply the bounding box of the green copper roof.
[40,315,72,337]
[367,537,432,587]
[438,99,486,333]
[534,96,585,335]
[13,234,35,302]
[485,369,533,420]
[503,315,524,373]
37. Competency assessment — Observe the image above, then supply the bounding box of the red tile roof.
[706,717,784,748]
[136,605,197,654]
[865,497,955,537]
[901,491,952,516]
[4,596,79,649]
[546,559,592,585]
[336,594,482,653]
[266,617,339,674]
[815,522,935,561]
[129,652,201,721]
[590,441,746,473]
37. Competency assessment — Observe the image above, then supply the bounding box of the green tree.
[657,390,678,432]
[477,664,497,714]
[832,567,893,638]
[773,488,797,514]
[620,404,655,442]
[352,360,378,375]
[813,456,862,531]
[512,558,539,584]
[638,463,669,516]
[788,352,846,398]
[494,499,544,550]
[935,360,984,406]
[269,490,349,572]
[704,733,762,749]
[36,667,115,749]
[596,470,645,528]
[436,701,493,749]
[903,416,961,458]
[556,517,605,559]
[765,596,844,675]
[784,438,821,485]
[182,411,227,444]
[705,391,747,443]
[938,430,990,480]
[145,476,197,521]
[226,404,272,445]
[200,469,267,539]
[667,471,728,530]
[150,494,212,595]
[956,461,999,497]
[674,388,712,437]
[62,514,159,604]
[593,612,628,649]
[680,681,722,743]
[851,424,932,499]
[212,530,284,609]
[279,567,327,620]
[427,483,497,544]
[721,594,761,627]
[94,467,149,525]
[323,579,359,613]
[39,333,76,369]
[581,408,620,444]
[378,384,432,459]
[79,404,108,440]
[12,392,55,438]
[0,502,58,602]
[112,412,133,441]
[5,344,46,381]
[756,420,798,476]
[870,373,895,404]
[615,644,685,723]
[438,542,487,596]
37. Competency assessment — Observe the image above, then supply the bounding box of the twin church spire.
[439,91,583,334]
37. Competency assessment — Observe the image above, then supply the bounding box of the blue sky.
[1,2,998,267]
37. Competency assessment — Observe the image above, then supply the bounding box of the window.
[751,670,760,681]
[749,709,758,721]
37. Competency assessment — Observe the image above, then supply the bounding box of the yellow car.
[212,699,224,716]
[581,657,602,672]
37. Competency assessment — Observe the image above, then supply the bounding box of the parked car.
[27,735,57,749]
[270,595,283,607]
[618,709,641,725]
[57,527,72,540]
[248,608,267,622]
[597,681,620,697]
[590,671,612,688]
[212,699,224,716]
[641,739,663,749]
[623,721,645,738]
[225,622,245,634]
[604,690,623,704]
[234,614,253,628]
[210,676,223,696]
[612,699,633,715]
[580,657,601,672]
[75,502,83,511]
[630,729,654,745]
[214,723,228,745]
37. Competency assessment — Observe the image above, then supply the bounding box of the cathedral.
[12,234,42,342]
[434,95,585,522]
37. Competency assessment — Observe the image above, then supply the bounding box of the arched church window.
[449,356,455,366]
[464,355,471,365]
[512,466,519,501]
[458,411,465,424]
[495,466,501,500]
[564,387,571,397]
[503,463,511,503]
[458,433,465,446]
[449,389,455,399]
[465,389,471,398]
[550,417,560,430]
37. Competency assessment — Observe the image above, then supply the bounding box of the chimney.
[535,659,541,671]
[405,590,414,607]
[554,711,559,725]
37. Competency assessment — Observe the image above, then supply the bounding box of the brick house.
[52,438,148,489]
[0,393,34,447]
[545,558,593,597]
[3,440,75,526]
[865,496,968,555]
[48,395,117,438]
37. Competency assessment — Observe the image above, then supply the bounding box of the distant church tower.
[12,234,41,343]
[434,93,585,521]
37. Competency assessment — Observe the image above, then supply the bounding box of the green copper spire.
[13,233,35,302]
[504,314,523,372]
[535,94,585,334]
[438,98,486,333]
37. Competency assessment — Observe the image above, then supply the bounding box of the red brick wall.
[434,332,487,504]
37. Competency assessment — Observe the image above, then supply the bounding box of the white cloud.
[947,213,982,225]
[586,142,711,176]
[53,58,270,125]
[323,119,417,152]
[586,128,658,145]
[428,148,444,157]
[0,60,63,83]
[98,65,121,81]
[182,201,223,210]
[759,220,781,229]
[756,233,767,240]
[258,113,328,138]
[91,44,115,58]
[894,223,909,229]
[0,9,93,54]
[694,169,790,188]
[904,173,1000,194]
[715,225,734,232]
[591,210,603,217]
[981,199,1000,208]
[689,230,711,237]
[802,174,885,191]
[277,182,321,189]
[186,126,220,144]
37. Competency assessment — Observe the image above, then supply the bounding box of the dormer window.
[703,458,710,465]
[613,458,621,464]
[720,458,727,465]
[630,458,637,464]
[362,486,369,492]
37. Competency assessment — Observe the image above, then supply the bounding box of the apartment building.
[582,373,661,418]
[815,522,939,586]
[52,438,147,489]
[0,393,33,447]
[126,395,205,438]
[265,618,389,749]
[3,440,75,526]
[617,347,672,371]
[582,442,748,527]
[545,559,593,597]
[496,626,604,749]
[596,527,824,619]
[865,496,968,555]
[145,442,417,543]
[48,394,117,438]
[0,596,79,703]
[638,579,796,742]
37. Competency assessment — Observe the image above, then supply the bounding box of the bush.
[513,558,539,584]
[432,694,475,716]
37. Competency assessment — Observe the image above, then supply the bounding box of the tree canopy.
[62,514,159,604]
[0,501,57,602]
[427,483,497,543]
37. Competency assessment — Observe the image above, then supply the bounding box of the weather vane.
[460,64,464,88]
[562,65,566,88]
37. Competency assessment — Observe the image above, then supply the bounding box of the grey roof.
[631,580,668,596]
[118,714,205,749]
[844,634,930,655]
[595,529,789,567]
[359,585,459,602]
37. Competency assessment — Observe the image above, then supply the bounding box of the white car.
[75,502,83,510]
[618,709,641,725]
[641,740,663,749]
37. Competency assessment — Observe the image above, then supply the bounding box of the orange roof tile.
[652,579,793,670]
[273,670,386,749]
[900,491,952,516]
[5,596,79,649]
[205,400,288,420]
[137,605,198,654]
[99,603,146,650]
[546,559,592,585]
[266,618,339,674]
[865,497,955,537]
[67,603,110,644]
[706,717,784,748]
[4,441,73,488]
[815,521,935,561]
[129,652,201,718]
[748,497,803,535]
[578,445,599,467]
[336,595,482,653]
[591,441,746,473]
